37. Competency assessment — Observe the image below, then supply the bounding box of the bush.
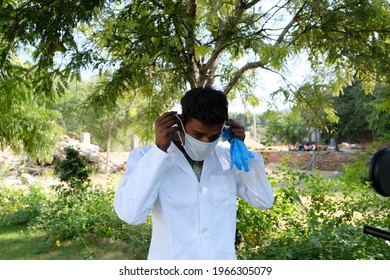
[0,147,151,259]
[28,185,150,259]
[0,185,49,226]
[339,152,370,187]
[235,158,390,260]
[53,146,92,194]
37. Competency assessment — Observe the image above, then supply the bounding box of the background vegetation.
[1,145,389,260]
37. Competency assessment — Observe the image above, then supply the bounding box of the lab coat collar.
[167,141,217,183]
[167,141,198,182]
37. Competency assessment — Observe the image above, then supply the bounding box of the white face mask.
[176,115,223,161]
[181,133,220,161]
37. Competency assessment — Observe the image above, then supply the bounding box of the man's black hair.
[181,86,228,125]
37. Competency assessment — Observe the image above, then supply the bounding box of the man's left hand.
[226,119,246,141]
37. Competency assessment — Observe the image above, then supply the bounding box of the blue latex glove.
[222,127,254,172]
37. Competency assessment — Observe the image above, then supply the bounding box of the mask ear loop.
[175,115,185,146]
[221,121,226,132]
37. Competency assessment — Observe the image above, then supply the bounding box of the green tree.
[265,110,307,146]
[56,77,136,172]
[1,0,390,153]
[83,76,136,173]
[0,59,62,161]
[53,146,92,194]
[55,79,94,133]
[273,67,359,149]
[366,84,390,138]
[86,0,390,102]
[334,81,390,147]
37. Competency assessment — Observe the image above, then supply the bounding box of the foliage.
[294,81,338,133]
[339,152,370,187]
[0,0,106,90]
[0,183,150,259]
[333,82,390,145]
[55,78,137,151]
[0,185,48,226]
[339,135,390,186]
[293,0,390,92]
[264,110,308,145]
[271,70,343,146]
[80,0,390,103]
[0,59,63,162]
[36,184,151,259]
[236,157,390,260]
[1,0,389,149]
[82,75,143,151]
[53,147,92,194]
[54,79,93,134]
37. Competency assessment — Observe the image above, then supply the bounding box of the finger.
[157,114,180,128]
[225,119,235,126]
[230,127,245,141]
[160,115,180,128]
[230,127,245,135]
[226,119,244,129]
[157,111,178,122]
[156,123,180,136]
[163,111,178,116]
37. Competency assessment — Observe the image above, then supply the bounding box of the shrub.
[53,146,92,194]
[28,185,151,259]
[0,185,49,226]
[236,158,390,260]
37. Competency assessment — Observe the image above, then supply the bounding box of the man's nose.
[199,136,211,143]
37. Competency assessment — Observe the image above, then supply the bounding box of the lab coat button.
[201,227,208,233]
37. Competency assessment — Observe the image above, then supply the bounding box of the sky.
[224,54,311,114]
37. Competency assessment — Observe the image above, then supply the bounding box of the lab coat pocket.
[210,174,237,206]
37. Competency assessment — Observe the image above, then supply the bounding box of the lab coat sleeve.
[114,144,172,225]
[236,152,274,210]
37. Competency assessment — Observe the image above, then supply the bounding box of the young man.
[114,86,273,260]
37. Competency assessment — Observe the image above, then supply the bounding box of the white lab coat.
[114,141,273,260]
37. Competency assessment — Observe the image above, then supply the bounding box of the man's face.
[182,118,224,143]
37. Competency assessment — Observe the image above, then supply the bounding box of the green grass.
[0,224,139,260]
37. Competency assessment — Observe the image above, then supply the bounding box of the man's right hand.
[155,111,180,152]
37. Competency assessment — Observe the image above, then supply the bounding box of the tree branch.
[201,0,246,86]
[275,1,307,47]
[223,61,267,95]
[223,1,307,95]
[242,0,262,10]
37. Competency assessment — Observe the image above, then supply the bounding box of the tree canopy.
[333,81,390,145]
[1,0,390,159]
